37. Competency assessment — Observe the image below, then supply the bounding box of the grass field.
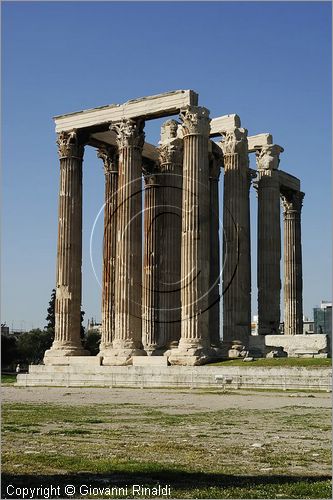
[1,374,17,384]
[2,400,331,499]
[209,358,332,367]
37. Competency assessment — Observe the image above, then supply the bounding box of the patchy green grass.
[1,374,17,384]
[1,402,331,498]
[210,358,332,367]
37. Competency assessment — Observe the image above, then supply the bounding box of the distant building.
[313,301,332,338]
[251,316,315,336]
[86,317,102,334]
[303,316,314,335]
[251,316,284,335]
[251,315,258,335]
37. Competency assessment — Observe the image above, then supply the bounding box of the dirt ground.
[2,385,331,412]
[2,386,332,499]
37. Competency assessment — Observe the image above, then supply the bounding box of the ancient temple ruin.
[43,90,305,367]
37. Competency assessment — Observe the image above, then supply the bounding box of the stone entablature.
[54,90,198,132]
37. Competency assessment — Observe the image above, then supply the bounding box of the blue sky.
[2,1,332,330]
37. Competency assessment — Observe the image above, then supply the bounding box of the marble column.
[142,165,161,353]
[158,120,183,350]
[98,146,119,355]
[281,190,304,335]
[44,130,88,362]
[256,144,284,335]
[169,106,215,365]
[222,128,251,348]
[103,119,146,364]
[209,153,222,347]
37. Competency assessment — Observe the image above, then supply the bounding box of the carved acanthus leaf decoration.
[281,190,304,213]
[142,162,161,186]
[256,144,284,171]
[97,146,118,175]
[110,119,145,150]
[56,130,84,159]
[179,106,210,136]
[221,128,248,157]
[159,140,183,167]
[160,119,179,142]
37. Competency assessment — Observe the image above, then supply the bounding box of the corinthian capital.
[158,119,183,167]
[110,119,145,150]
[56,130,84,159]
[159,142,183,166]
[179,106,210,137]
[142,162,160,186]
[97,146,118,175]
[256,144,284,171]
[281,190,304,214]
[160,119,179,141]
[221,128,248,157]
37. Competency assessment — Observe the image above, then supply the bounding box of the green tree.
[45,288,85,340]
[80,310,85,339]
[45,288,56,334]
[1,334,19,369]
[83,330,101,356]
[17,329,53,365]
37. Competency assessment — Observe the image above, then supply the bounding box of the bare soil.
[2,385,331,413]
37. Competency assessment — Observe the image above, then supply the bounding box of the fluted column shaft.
[178,106,211,349]
[222,129,251,347]
[282,190,304,335]
[45,130,88,360]
[257,145,284,335]
[158,120,183,348]
[110,119,145,354]
[98,147,118,353]
[209,156,221,347]
[142,171,160,351]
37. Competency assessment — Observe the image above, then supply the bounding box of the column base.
[145,347,168,356]
[168,344,217,366]
[98,344,113,357]
[212,343,229,359]
[102,348,147,366]
[163,341,180,357]
[44,345,90,365]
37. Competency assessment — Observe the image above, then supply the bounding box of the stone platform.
[249,334,329,358]
[16,364,331,391]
